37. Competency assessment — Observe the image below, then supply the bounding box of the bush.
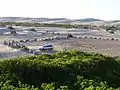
[109,31,115,34]
[8,26,14,30]
[30,28,37,32]
[67,34,73,38]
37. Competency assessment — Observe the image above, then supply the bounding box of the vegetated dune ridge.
[1,17,120,28]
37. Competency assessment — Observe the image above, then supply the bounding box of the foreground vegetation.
[0,50,120,89]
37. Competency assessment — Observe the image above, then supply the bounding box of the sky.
[0,0,119,20]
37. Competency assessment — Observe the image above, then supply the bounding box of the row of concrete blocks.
[3,40,41,55]
[3,40,24,49]
[3,40,33,53]
[73,36,119,41]
[19,36,119,43]
[19,36,70,43]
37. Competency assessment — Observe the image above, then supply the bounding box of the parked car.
[39,44,53,50]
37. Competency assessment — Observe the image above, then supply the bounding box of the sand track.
[53,38,120,56]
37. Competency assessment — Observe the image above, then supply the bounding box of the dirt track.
[53,38,120,57]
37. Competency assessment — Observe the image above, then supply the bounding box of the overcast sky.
[0,0,119,20]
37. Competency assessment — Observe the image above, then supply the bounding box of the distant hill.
[74,18,103,22]
[0,17,103,24]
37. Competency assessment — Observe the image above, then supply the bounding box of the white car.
[39,44,53,50]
